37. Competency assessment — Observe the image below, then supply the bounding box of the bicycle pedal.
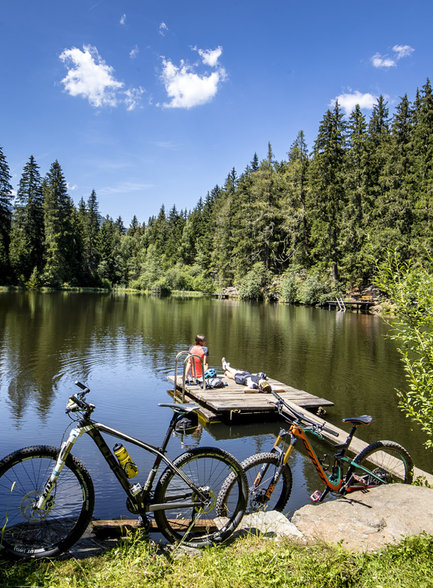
[310,490,322,502]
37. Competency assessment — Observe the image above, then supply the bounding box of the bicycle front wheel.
[216,452,293,515]
[0,446,95,559]
[153,447,247,547]
[352,440,414,485]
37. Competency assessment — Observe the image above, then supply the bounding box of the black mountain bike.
[0,382,248,559]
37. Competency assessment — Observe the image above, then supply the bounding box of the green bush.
[298,272,328,304]
[239,262,267,301]
[281,272,300,303]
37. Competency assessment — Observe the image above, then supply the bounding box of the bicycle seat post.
[335,423,358,456]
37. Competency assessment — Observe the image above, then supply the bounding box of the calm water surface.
[0,292,430,520]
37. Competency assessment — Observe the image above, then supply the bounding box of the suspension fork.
[35,424,90,510]
[253,431,295,495]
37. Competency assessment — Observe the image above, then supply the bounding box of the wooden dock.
[167,375,433,484]
[326,300,376,312]
[167,374,333,422]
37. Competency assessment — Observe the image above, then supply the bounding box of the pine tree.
[84,190,101,281]
[282,131,310,267]
[97,216,122,285]
[9,156,44,281]
[0,146,13,281]
[381,95,415,255]
[308,102,347,281]
[244,144,286,273]
[210,170,238,285]
[340,106,371,282]
[42,161,78,286]
[412,79,433,254]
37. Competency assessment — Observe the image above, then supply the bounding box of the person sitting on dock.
[222,358,272,393]
[186,334,209,379]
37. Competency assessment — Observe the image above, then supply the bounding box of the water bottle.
[113,443,139,478]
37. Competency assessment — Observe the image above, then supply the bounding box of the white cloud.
[59,45,143,110]
[159,22,168,36]
[371,44,414,68]
[160,47,227,109]
[393,44,414,59]
[129,45,139,59]
[196,46,223,67]
[99,181,154,195]
[120,14,126,25]
[371,53,396,68]
[124,87,145,111]
[60,45,124,107]
[332,90,378,114]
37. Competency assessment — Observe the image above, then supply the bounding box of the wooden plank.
[92,518,217,538]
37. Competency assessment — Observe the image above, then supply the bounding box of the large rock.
[291,484,433,551]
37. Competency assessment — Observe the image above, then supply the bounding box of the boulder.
[291,484,433,551]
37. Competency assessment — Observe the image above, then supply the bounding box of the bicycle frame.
[37,409,209,516]
[268,420,389,499]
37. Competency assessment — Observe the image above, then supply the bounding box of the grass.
[1,531,433,588]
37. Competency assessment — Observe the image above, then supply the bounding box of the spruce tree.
[97,216,122,285]
[340,106,371,283]
[282,131,310,267]
[245,144,286,273]
[381,95,415,256]
[308,102,347,281]
[9,155,44,281]
[412,79,433,254]
[0,146,13,282]
[84,189,101,282]
[210,170,237,285]
[42,161,77,286]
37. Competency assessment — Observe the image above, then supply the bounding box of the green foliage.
[239,262,267,301]
[26,267,42,289]
[0,146,13,282]
[298,271,336,305]
[280,267,303,303]
[377,253,433,449]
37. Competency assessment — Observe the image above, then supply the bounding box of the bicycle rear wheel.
[352,440,414,485]
[0,446,95,559]
[153,447,247,547]
[216,452,292,515]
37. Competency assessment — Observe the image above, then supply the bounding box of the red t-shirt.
[188,345,209,377]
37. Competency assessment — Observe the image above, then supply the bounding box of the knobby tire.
[216,452,292,516]
[153,447,248,547]
[352,440,414,485]
[0,446,95,559]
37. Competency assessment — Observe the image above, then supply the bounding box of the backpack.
[205,377,225,389]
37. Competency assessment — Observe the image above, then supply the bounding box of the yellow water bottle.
[113,443,139,478]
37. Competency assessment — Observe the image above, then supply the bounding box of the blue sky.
[1,0,432,225]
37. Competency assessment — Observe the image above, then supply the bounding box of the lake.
[0,291,429,521]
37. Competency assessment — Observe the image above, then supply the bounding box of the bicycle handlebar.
[75,381,90,394]
[66,381,93,414]
[270,389,340,438]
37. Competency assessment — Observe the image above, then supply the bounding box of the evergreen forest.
[1,79,433,302]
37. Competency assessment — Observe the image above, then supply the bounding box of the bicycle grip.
[75,381,90,394]
[323,425,340,437]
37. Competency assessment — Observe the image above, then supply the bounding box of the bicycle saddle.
[158,402,198,413]
[342,415,373,426]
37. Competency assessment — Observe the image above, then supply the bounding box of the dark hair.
[195,334,206,345]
